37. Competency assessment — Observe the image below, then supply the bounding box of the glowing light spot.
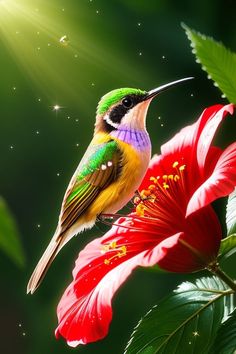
[107,161,112,167]
[193,331,199,337]
[162,55,166,59]
[137,22,141,26]
[101,164,107,170]
[53,104,60,111]
[10,145,14,149]
[37,224,41,228]
[57,172,60,176]
[59,35,69,46]
[36,130,40,135]
[139,52,142,56]
[13,86,16,91]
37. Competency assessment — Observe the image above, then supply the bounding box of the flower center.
[101,241,127,265]
[135,161,186,219]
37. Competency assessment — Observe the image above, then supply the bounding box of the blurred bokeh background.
[0,0,236,353]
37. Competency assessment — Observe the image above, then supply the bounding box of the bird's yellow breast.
[84,132,151,219]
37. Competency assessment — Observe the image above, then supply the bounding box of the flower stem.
[207,262,236,292]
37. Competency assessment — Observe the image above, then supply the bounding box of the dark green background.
[0,1,235,353]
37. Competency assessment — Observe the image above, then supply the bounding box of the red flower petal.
[187,142,236,216]
[157,205,221,272]
[55,218,164,346]
[196,104,234,171]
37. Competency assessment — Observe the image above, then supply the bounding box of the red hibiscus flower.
[55,104,236,346]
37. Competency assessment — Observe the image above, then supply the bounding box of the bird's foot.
[134,190,154,204]
[97,213,117,222]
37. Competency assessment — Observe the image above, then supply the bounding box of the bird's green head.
[97,88,146,116]
[95,87,149,133]
[95,78,193,133]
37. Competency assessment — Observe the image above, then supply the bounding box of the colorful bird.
[27,77,193,294]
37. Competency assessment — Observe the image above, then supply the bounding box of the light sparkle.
[192,331,200,337]
[53,104,60,111]
[59,35,69,46]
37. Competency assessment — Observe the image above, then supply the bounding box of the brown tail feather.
[27,231,70,294]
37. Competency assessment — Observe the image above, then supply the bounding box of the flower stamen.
[135,160,187,219]
[101,241,127,265]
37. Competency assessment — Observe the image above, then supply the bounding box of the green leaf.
[182,23,236,103]
[210,309,236,354]
[218,234,236,261]
[0,197,25,267]
[124,277,234,354]
[226,188,236,235]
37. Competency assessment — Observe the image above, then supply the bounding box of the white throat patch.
[104,113,119,129]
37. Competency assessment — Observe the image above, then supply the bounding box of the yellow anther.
[148,184,156,190]
[150,176,158,184]
[168,174,174,180]
[162,175,168,180]
[174,175,180,181]
[179,165,186,171]
[102,243,127,265]
[136,203,146,216]
[140,189,150,198]
[117,245,127,258]
[109,241,117,249]
[163,182,169,189]
[134,196,140,204]
[101,241,117,254]
[172,161,179,168]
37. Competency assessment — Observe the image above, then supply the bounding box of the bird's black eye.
[122,96,133,108]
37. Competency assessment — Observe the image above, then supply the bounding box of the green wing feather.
[59,140,122,233]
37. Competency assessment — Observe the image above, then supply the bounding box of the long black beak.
[144,77,194,100]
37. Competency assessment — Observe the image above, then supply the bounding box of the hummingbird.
[27,77,193,294]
